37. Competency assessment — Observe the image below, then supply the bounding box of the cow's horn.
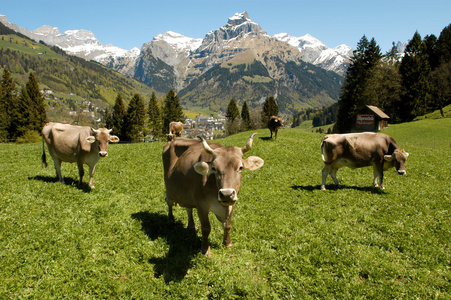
[92,128,100,133]
[242,133,257,153]
[197,135,215,155]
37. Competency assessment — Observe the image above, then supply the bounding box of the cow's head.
[86,128,120,157]
[384,149,409,175]
[194,133,264,206]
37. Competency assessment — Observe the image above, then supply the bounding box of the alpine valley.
[1,12,353,113]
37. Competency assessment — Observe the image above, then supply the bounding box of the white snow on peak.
[229,11,250,21]
[274,32,353,74]
[154,31,202,51]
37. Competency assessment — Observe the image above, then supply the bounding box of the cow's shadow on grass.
[131,211,201,283]
[29,175,91,192]
[291,184,386,194]
[259,136,273,141]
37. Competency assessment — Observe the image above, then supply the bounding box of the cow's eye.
[211,166,217,172]
[238,165,243,172]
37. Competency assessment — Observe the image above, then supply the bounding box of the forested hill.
[0,22,154,108]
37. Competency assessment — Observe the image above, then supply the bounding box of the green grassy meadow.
[0,118,450,299]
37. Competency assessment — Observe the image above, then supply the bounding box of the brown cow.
[268,116,283,139]
[320,132,409,190]
[162,133,264,256]
[167,121,184,141]
[42,122,119,188]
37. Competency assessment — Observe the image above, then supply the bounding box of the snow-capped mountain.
[0,12,346,112]
[274,33,353,75]
[0,15,139,75]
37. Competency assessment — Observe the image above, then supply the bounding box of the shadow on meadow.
[29,175,92,192]
[291,184,386,194]
[131,211,202,283]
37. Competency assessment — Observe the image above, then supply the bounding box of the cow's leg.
[166,195,175,224]
[375,165,385,189]
[270,130,273,139]
[330,167,340,188]
[87,163,96,189]
[212,202,234,248]
[196,205,211,256]
[373,166,379,188]
[275,129,278,140]
[53,157,64,184]
[222,206,234,248]
[76,160,85,186]
[186,208,197,231]
[321,164,339,190]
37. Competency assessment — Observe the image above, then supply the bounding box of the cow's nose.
[218,188,237,205]
[99,151,108,157]
[397,170,406,175]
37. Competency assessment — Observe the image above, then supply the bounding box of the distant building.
[353,105,390,132]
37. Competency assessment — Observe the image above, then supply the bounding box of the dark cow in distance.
[42,122,119,188]
[167,121,184,141]
[163,133,264,256]
[320,132,409,190]
[268,116,283,139]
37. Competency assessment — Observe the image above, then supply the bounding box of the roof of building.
[364,105,390,119]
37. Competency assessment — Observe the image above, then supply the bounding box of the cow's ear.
[194,162,211,176]
[384,154,393,162]
[109,135,120,143]
[243,156,264,171]
[86,136,96,144]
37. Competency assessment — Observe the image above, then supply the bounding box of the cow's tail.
[321,136,336,164]
[41,134,47,168]
[320,137,327,162]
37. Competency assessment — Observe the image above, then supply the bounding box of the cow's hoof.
[202,246,211,257]
[224,242,233,249]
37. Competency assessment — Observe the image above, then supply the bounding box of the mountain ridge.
[1,12,346,113]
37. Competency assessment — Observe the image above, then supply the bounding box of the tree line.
[0,68,47,142]
[334,24,451,133]
[103,89,184,143]
[224,95,279,135]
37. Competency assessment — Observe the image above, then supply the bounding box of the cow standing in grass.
[268,116,283,139]
[167,121,184,141]
[162,133,264,256]
[42,122,119,188]
[320,132,409,190]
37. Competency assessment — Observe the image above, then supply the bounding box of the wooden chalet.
[352,105,390,132]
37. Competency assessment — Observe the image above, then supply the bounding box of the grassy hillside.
[0,118,449,298]
[0,33,155,111]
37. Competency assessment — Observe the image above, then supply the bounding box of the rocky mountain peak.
[227,11,251,26]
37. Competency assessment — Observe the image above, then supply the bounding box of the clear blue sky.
[2,0,450,52]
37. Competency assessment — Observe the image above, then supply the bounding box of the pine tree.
[226,98,239,122]
[103,107,113,129]
[123,93,145,142]
[148,91,163,138]
[399,31,432,121]
[431,23,451,116]
[436,23,451,64]
[26,72,47,132]
[111,93,126,139]
[16,86,35,138]
[261,96,279,126]
[162,89,184,134]
[225,98,240,135]
[240,101,252,131]
[0,68,17,141]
